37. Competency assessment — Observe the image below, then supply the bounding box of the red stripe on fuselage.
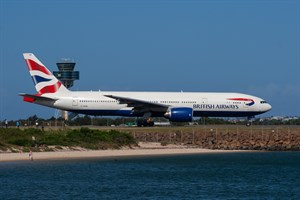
[26,59,51,75]
[227,98,253,102]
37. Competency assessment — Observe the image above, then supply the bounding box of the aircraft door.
[72,98,78,106]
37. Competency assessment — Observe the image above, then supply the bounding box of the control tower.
[53,59,79,120]
[53,59,79,88]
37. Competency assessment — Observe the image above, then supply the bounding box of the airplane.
[19,53,272,126]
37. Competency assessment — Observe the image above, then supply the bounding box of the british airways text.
[193,104,239,110]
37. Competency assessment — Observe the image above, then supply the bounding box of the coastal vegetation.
[0,127,136,152]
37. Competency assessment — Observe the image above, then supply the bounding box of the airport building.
[53,59,79,120]
[53,59,79,88]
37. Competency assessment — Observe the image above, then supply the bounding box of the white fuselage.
[38,91,272,118]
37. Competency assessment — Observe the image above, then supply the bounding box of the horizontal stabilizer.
[18,93,57,103]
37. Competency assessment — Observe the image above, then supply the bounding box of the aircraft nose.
[266,103,272,111]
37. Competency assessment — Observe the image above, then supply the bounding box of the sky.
[0,0,299,120]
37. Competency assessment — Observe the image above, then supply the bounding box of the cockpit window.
[260,101,267,104]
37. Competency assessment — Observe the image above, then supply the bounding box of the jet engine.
[164,107,193,122]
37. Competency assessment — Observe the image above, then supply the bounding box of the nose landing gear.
[246,116,255,126]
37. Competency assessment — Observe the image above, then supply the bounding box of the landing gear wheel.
[137,119,154,127]
[149,121,154,126]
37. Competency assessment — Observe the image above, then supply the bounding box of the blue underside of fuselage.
[68,109,265,118]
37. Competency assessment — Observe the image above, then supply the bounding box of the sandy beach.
[0,142,250,162]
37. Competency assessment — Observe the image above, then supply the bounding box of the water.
[0,152,300,199]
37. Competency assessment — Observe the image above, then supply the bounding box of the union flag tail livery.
[20,53,271,125]
[23,53,68,94]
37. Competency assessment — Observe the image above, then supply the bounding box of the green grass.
[0,127,136,151]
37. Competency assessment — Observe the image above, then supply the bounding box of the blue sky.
[0,0,299,120]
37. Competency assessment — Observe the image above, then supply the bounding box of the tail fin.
[23,53,69,94]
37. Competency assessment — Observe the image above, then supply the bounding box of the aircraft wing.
[104,95,169,114]
[19,93,58,103]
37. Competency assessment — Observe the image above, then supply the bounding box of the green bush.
[0,127,136,150]
[7,138,33,147]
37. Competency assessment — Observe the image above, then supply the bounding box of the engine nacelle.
[164,107,193,122]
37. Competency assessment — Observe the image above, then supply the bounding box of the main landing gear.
[137,118,154,127]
